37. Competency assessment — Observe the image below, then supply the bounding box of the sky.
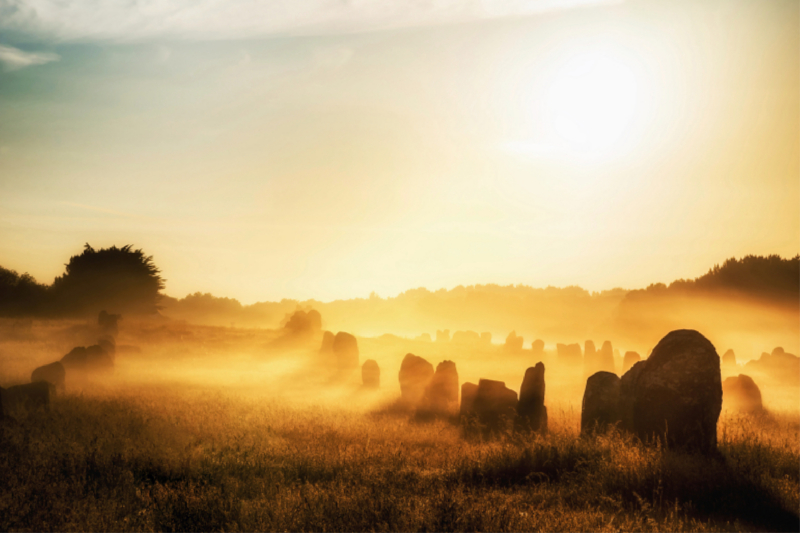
[0,0,798,304]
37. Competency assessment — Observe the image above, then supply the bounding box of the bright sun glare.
[547,52,639,155]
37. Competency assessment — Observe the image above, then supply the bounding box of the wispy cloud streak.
[0,44,58,70]
[0,0,622,41]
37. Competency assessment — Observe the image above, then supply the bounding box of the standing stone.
[332,332,359,371]
[722,375,762,414]
[398,353,434,406]
[472,379,518,434]
[632,329,722,453]
[31,362,66,391]
[362,359,380,389]
[721,349,736,368]
[424,360,459,413]
[581,371,621,434]
[584,340,597,374]
[436,330,450,343]
[531,339,545,357]
[504,331,524,352]
[320,331,335,353]
[517,362,547,432]
[460,382,479,417]
[622,351,641,374]
[597,341,615,373]
[619,360,646,432]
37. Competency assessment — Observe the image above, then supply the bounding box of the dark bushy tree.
[50,244,165,316]
[0,266,48,316]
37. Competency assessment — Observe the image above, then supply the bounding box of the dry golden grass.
[1,319,798,532]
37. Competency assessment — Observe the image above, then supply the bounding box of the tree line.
[0,244,164,317]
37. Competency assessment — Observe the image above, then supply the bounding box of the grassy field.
[1,320,798,532]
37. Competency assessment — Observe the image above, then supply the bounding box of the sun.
[547,51,639,155]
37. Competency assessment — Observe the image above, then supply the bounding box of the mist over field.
[2,0,799,531]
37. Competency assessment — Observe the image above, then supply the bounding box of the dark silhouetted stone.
[581,371,621,434]
[61,345,113,375]
[722,374,763,414]
[517,362,547,432]
[332,332,359,371]
[622,351,641,374]
[424,360,459,413]
[473,379,518,433]
[632,329,722,453]
[460,382,479,417]
[362,359,380,389]
[619,360,646,432]
[399,353,434,406]
[31,361,65,390]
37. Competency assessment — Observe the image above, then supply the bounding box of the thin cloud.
[0,0,622,42]
[0,44,59,71]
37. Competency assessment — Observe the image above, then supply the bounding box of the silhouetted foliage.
[0,266,48,316]
[627,255,800,304]
[49,244,165,316]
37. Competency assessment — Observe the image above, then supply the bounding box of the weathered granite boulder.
[460,382,479,417]
[423,360,459,413]
[622,351,641,374]
[619,360,646,432]
[332,332,359,371]
[362,359,380,389]
[398,353,434,406]
[722,374,763,414]
[581,371,621,434]
[630,329,722,453]
[517,362,547,432]
[472,379,518,433]
[2,381,51,414]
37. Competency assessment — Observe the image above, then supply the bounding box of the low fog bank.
[2,306,797,414]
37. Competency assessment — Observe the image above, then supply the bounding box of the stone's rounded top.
[646,329,718,369]
[400,353,433,370]
[586,370,620,385]
[362,359,379,370]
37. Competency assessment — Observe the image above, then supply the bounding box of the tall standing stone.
[581,371,621,434]
[398,353,434,406]
[632,329,722,453]
[531,339,545,357]
[517,362,547,432]
[597,341,615,373]
[320,331,335,353]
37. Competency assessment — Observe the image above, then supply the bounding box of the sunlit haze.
[1,0,797,303]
